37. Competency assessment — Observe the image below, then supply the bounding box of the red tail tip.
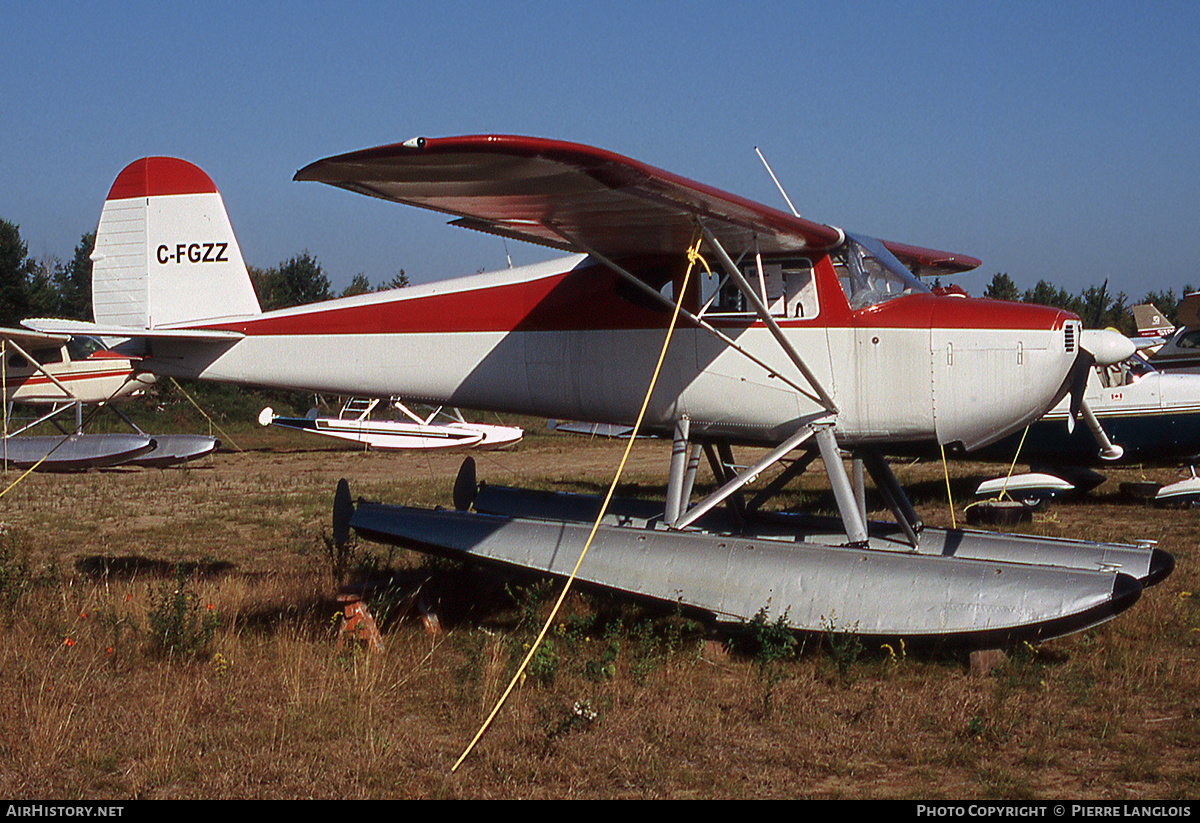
[106,157,218,200]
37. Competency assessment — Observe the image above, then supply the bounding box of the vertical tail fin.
[1131,303,1175,339]
[91,157,262,328]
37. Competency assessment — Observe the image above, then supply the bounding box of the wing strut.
[672,425,819,530]
[669,422,869,546]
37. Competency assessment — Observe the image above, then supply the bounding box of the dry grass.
[0,425,1198,798]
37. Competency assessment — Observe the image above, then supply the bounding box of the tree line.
[980,272,1194,335]
[1,216,1192,334]
[0,218,408,328]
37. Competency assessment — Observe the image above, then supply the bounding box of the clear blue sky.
[3,1,1198,303]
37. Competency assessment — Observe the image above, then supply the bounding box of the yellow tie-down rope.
[939,442,957,530]
[168,377,243,453]
[960,424,1032,521]
[451,237,711,773]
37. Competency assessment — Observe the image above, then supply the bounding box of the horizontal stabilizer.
[22,318,243,343]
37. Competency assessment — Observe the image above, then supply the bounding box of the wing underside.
[294,135,979,274]
[296,134,840,257]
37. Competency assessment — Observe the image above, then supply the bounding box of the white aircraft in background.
[0,327,156,469]
[26,140,1171,645]
[259,397,523,451]
[0,328,216,470]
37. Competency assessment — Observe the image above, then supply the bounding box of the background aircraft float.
[26,140,1173,646]
[259,397,523,451]
[0,327,217,469]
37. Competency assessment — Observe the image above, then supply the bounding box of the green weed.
[0,524,32,614]
[146,565,221,661]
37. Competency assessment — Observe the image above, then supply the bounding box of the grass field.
[0,421,1197,799]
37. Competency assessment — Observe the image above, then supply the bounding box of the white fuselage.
[2,343,148,406]
[140,254,1081,451]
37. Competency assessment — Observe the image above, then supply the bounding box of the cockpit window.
[1175,330,1200,350]
[833,234,930,310]
[1099,351,1157,388]
[66,336,105,361]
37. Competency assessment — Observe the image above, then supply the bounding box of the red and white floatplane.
[0,327,217,470]
[25,137,1174,645]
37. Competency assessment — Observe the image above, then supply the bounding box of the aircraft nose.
[931,300,1080,451]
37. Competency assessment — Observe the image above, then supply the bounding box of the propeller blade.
[1068,329,1135,435]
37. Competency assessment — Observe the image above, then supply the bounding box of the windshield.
[835,233,930,310]
[66,336,106,361]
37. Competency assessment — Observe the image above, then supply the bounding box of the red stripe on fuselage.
[194,258,1072,337]
[199,263,674,336]
[10,369,135,386]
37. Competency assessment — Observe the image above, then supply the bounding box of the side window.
[1177,331,1200,350]
[66,336,104,361]
[30,347,64,365]
[700,257,817,318]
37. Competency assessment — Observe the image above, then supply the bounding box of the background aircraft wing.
[0,326,72,348]
[295,135,851,259]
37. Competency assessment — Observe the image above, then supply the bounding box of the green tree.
[247,264,276,308]
[983,272,1020,302]
[378,269,409,291]
[275,252,331,309]
[1022,280,1083,316]
[0,219,34,327]
[54,232,94,320]
[26,255,64,318]
[339,273,373,297]
[249,252,332,311]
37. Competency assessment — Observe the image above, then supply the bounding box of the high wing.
[294,134,979,273]
[876,238,982,277]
